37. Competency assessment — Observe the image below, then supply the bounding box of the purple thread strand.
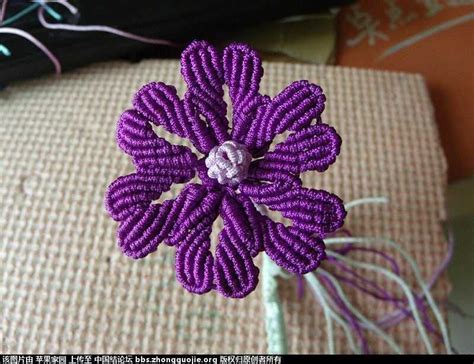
[375,238,454,328]
[336,245,402,275]
[319,238,454,350]
[319,274,370,354]
[296,275,305,300]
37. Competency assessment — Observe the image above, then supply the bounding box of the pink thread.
[0,0,8,25]
[0,0,177,77]
[37,6,178,47]
[0,27,62,74]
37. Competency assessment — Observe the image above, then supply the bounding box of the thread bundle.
[262,198,453,354]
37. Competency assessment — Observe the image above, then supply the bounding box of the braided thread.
[116,186,194,259]
[262,216,326,274]
[105,109,197,222]
[215,193,263,298]
[241,173,346,236]
[174,184,223,294]
[105,173,173,222]
[169,184,223,246]
[214,228,260,298]
[175,222,215,294]
[244,80,326,153]
[181,40,230,146]
[220,193,265,257]
[174,186,264,297]
[117,109,197,178]
[256,123,342,174]
[222,43,268,143]
[133,81,215,153]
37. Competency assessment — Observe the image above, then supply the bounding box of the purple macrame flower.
[105,41,346,298]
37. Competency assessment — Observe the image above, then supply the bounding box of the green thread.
[305,273,336,353]
[317,268,403,353]
[262,254,288,354]
[344,196,389,210]
[324,236,452,353]
[0,44,11,56]
[37,1,63,21]
[1,3,39,26]
[261,196,451,354]
[1,1,62,27]
[305,274,360,354]
[327,251,434,353]
[342,196,451,353]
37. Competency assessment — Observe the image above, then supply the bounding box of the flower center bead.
[205,141,252,186]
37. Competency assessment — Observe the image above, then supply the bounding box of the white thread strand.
[37,6,176,47]
[305,273,361,354]
[323,236,452,353]
[327,251,435,354]
[337,196,451,353]
[316,269,403,354]
[344,196,389,210]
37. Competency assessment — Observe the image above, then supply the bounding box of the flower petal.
[181,40,229,145]
[214,228,260,298]
[116,186,196,259]
[212,193,263,298]
[255,123,341,175]
[222,43,268,143]
[262,216,326,274]
[117,109,197,180]
[105,173,173,221]
[219,193,265,257]
[172,184,223,294]
[133,81,214,153]
[175,225,215,294]
[243,80,326,152]
[240,178,346,236]
[168,184,223,245]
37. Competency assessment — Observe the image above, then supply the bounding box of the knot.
[205,141,252,186]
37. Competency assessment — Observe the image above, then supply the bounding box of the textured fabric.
[0,59,448,353]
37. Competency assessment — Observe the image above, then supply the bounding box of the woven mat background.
[0,60,449,353]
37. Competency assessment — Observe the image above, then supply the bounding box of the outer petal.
[168,184,223,246]
[117,109,197,180]
[212,193,264,298]
[255,123,341,175]
[214,193,265,298]
[105,173,173,222]
[243,80,326,153]
[240,177,346,237]
[133,81,214,153]
[175,224,215,294]
[214,228,260,298]
[116,185,197,259]
[181,40,230,146]
[171,184,223,294]
[220,193,265,257]
[222,43,268,143]
[262,216,326,274]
